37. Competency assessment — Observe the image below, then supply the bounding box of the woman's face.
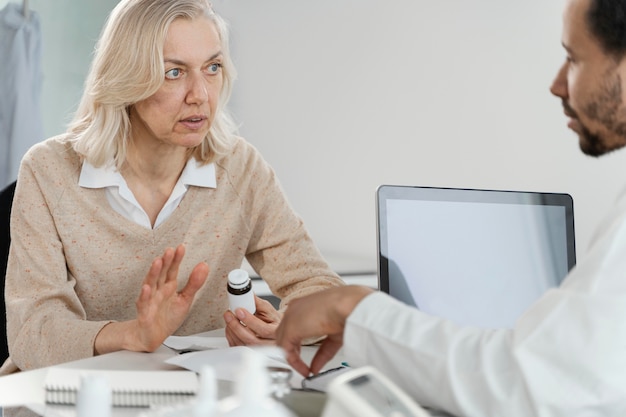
[130,16,223,151]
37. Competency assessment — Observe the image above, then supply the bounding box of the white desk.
[0,331,340,417]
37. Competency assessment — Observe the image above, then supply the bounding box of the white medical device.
[321,366,431,417]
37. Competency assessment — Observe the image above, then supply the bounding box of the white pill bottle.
[217,350,296,417]
[227,269,256,314]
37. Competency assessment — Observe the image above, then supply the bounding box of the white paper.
[162,335,229,352]
[165,346,302,386]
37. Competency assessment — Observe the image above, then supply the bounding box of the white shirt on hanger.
[0,2,43,188]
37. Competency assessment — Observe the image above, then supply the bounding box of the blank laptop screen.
[377,185,576,329]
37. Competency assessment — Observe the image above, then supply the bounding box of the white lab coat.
[0,2,43,188]
[344,187,626,417]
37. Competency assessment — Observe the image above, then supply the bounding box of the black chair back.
[0,180,16,364]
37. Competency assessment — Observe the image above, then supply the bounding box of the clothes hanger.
[22,0,30,20]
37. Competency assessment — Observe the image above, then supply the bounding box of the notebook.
[376,185,576,328]
[44,368,198,407]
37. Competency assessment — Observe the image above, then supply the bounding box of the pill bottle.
[217,350,296,417]
[192,366,218,417]
[227,269,256,315]
[76,374,111,417]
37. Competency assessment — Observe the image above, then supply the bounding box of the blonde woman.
[1,0,343,374]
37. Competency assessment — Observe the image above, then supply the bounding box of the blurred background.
[3,0,623,275]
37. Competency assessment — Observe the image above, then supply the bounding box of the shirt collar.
[78,158,217,189]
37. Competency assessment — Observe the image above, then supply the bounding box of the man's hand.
[275,285,374,377]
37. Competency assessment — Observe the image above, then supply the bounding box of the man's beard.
[564,72,626,157]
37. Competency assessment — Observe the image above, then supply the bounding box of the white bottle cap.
[228,269,250,289]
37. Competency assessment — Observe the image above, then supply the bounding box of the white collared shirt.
[78,159,216,229]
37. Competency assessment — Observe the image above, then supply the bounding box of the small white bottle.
[227,269,256,315]
[192,366,218,417]
[217,350,296,417]
[76,374,111,417]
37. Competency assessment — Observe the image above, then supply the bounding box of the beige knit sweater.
[1,134,343,374]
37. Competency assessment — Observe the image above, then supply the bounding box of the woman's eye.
[165,68,182,79]
[207,63,222,75]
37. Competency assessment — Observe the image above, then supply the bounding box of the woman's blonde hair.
[68,0,238,168]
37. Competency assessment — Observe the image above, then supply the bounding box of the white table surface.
[0,330,454,417]
[0,329,341,417]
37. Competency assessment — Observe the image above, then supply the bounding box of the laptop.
[376,185,576,328]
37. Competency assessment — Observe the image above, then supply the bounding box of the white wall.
[213,0,626,270]
[5,0,625,272]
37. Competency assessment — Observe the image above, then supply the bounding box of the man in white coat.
[274,0,626,415]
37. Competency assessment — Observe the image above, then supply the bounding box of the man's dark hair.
[587,0,626,59]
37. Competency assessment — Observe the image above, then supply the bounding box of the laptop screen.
[376,185,576,329]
